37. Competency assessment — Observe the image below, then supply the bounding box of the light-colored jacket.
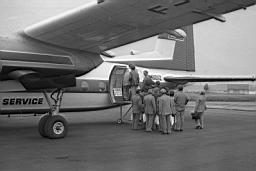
[194,95,207,113]
[130,69,140,86]
[123,70,130,86]
[158,94,173,115]
[174,91,188,112]
[132,94,143,114]
[170,96,175,114]
[143,94,156,114]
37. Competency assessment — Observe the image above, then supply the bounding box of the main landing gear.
[38,89,68,139]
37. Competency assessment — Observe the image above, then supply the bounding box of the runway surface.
[0,105,256,171]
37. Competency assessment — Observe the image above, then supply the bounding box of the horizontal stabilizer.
[164,76,256,83]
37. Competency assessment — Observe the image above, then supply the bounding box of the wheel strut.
[38,89,68,139]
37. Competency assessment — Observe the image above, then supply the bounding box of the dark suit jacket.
[142,76,154,91]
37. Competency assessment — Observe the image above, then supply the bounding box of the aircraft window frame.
[81,81,89,92]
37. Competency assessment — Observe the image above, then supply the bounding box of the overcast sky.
[1,0,255,77]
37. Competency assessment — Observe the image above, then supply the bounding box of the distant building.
[185,83,252,94]
[227,84,249,94]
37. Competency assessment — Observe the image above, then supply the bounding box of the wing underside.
[24,0,256,53]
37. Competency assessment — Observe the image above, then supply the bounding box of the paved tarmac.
[0,104,256,171]
[187,101,256,111]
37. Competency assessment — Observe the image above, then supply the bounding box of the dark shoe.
[199,126,203,129]
[196,126,200,129]
[180,129,183,131]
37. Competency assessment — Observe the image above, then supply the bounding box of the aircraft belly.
[61,93,115,110]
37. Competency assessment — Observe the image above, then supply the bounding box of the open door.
[109,65,129,104]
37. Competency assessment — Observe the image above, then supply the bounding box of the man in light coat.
[194,91,207,129]
[158,89,173,134]
[174,85,188,131]
[123,69,130,101]
[143,89,156,132]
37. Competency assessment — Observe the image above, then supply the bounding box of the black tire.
[44,115,68,139]
[117,119,122,124]
[38,114,52,137]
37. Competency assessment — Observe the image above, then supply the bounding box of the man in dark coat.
[131,89,144,130]
[129,64,140,97]
[141,70,154,92]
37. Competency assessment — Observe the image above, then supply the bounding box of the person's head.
[148,88,153,94]
[155,81,160,87]
[165,87,169,93]
[153,87,160,93]
[143,70,148,76]
[129,64,135,70]
[199,91,205,95]
[177,85,183,91]
[136,89,142,94]
[160,88,166,94]
[169,90,174,97]
[144,86,149,93]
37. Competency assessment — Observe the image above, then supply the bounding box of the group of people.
[124,64,207,134]
[131,84,190,134]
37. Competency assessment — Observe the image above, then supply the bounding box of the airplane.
[0,0,256,139]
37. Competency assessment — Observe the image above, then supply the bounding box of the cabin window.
[81,81,89,92]
[99,81,106,92]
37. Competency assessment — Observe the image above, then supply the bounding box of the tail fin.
[104,25,195,72]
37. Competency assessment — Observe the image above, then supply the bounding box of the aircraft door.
[109,65,129,104]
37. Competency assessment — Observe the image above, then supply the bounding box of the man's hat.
[136,89,142,94]
[177,85,183,90]
[160,88,166,94]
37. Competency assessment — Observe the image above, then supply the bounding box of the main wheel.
[38,114,52,137]
[44,115,68,139]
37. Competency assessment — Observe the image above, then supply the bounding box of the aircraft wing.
[164,76,256,83]
[24,0,256,53]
